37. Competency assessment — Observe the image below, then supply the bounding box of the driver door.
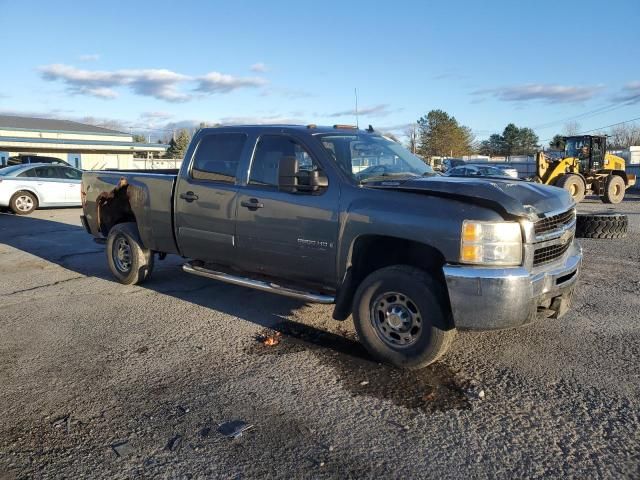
[235,134,340,287]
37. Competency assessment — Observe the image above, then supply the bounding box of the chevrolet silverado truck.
[80,125,582,369]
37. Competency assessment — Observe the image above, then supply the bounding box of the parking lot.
[1,195,639,478]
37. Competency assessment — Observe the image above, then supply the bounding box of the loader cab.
[564,135,606,172]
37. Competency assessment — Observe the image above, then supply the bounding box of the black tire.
[556,174,586,203]
[9,191,38,215]
[601,175,626,204]
[106,222,154,284]
[352,265,455,370]
[576,213,628,239]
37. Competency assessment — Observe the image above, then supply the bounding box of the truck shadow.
[0,212,471,412]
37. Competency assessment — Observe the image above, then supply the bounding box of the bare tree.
[563,121,581,136]
[609,123,640,149]
[403,123,419,154]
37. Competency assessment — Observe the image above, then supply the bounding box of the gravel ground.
[0,194,639,479]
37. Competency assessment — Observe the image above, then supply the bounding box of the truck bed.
[82,170,180,255]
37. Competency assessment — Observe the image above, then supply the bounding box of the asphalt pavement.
[0,194,639,479]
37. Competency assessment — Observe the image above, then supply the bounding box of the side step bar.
[182,262,335,304]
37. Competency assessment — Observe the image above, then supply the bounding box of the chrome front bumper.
[443,242,582,330]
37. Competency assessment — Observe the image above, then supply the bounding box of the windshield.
[565,137,590,158]
[317,133,434,184]
[0,165,27,176]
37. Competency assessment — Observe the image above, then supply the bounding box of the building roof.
[0,115,128,136]
[0,135,168,151]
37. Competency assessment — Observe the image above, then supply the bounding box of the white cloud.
[328,104,393,118]
[39,64,267,101]
[612,81,640,104]
[83,87,118,99]
[473,83,603,103]
[140,111,173,121]
[250,62,268,73]
[79,54,100,62]
[195,72,267,94]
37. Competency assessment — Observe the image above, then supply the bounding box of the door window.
[17,168,37,178]
[249,135,319,188]
[57,167,82,180]
[191,133,247,183]
[33,166,61,178]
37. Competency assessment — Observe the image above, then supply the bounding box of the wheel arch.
[96,178,137,237]
[333,234,448,320]
[10,188,42,206]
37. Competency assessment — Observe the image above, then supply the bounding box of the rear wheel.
[106,222,154,284]
[601,175,625,204]
[556,174,586,203]
[10,191,38,215]
[352,265,455,370]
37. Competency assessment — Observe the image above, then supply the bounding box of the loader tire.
[556,174,586,203]
[601,175,626,204]
[575,213,628,239]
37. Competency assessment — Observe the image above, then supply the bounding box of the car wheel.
[352,265,456,370]
[106,222,154,285]
[10,191,38,215]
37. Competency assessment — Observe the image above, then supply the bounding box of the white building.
[0,115,168,170]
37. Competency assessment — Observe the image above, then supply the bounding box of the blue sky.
[1,0,639,142]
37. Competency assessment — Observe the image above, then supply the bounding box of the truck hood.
[369,176,574,220]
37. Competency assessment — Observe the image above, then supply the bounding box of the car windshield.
[317,133,435,184]
[0,165,28,176]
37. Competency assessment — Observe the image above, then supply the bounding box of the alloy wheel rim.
[371,291,422,348]
[15,195,34,212]
[113,236,133,273]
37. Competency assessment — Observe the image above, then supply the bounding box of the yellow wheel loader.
[535,135,636,204]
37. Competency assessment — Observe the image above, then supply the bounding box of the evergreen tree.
[166,129,191,158]
[416,110,474,158]
[549,135,566,150]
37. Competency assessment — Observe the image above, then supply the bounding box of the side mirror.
[278,155,299,193]
[304,169,329,190]
[278,155,328,193]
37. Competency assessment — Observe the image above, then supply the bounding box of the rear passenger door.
[174,132,249,266]
[235,134,340,287]
[56,166,82,203]
[32,166,68,204]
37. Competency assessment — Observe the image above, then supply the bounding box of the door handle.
[179,191,199,202]
[241,198,264,210]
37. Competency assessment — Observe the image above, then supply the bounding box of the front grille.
[534,209,575,236]
[533,239,572,266]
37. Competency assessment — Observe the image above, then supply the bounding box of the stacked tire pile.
[576,213,628,239]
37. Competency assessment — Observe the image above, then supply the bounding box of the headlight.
[460,220,522,266]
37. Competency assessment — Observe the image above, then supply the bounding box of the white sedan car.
[0,163,82,215]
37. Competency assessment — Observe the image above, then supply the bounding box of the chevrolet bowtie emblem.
[559,230,573,244]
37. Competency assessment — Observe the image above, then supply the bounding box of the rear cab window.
[191,133,247,183]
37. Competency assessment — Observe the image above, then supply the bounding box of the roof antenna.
[354,88,359,129]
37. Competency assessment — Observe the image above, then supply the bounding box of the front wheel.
[352,265,456,370]
[106,222,154,285]
[10,191,38,215]
[556,174,586,203]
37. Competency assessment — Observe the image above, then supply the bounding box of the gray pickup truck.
[81,125,581,369]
